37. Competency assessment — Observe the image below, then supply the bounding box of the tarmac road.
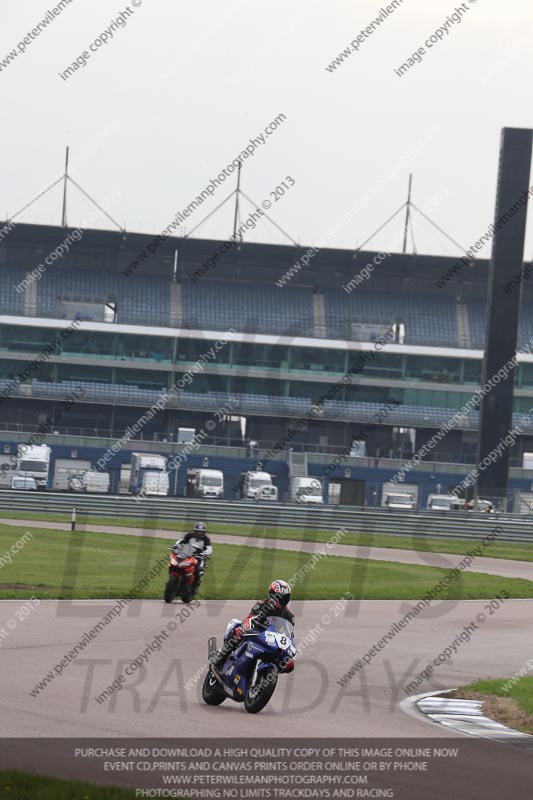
[1,597,532,739]
[1,516,532,743]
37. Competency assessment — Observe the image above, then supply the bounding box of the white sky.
[1,0,532,260]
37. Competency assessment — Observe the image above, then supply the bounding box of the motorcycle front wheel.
[164,574,180,603]
[202,670,226,705]
[180,583,196,604]
[244,666,278,713]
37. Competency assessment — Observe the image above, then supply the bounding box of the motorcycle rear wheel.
[202,670,226,705]
[164,575,180,603]
[244,666,278,713]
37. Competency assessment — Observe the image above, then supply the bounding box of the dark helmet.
[194,521,207,535]
[268,579,291,608]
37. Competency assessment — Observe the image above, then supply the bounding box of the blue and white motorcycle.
[202,616,297,713]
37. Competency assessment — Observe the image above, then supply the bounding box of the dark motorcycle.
[164,542,204,604]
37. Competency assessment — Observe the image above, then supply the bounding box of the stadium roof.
[0,219,498,297]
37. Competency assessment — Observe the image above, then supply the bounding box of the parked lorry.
[0,456,15,488]
[383,492,416,509]
[381,482,418,509]
[16,444,51,490]
[240,470,274,500]
[426,493,462,511]
[464,499,495,513]
[513,493,533,514]
[187,468,224,499]
[257,485,278,501]
[70,471,110,493]
[290,477,324,504]
[129,453,169,496]
[52,458,92,491]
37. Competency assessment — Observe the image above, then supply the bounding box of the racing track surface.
[2,516,533,761]
[1,597,533,739]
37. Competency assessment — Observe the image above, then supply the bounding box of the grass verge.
[0,510,531,562]
[0,770,142,799]
[1,525,532,600]
[450,676,533,734]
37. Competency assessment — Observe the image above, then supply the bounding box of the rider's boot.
[192,571,202,593]
[209,650,226,673]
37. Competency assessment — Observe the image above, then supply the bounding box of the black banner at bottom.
[1,738,532,799]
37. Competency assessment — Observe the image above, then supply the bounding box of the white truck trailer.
[129,453,169,496]
[290,477,324,504]
[381,482,418,509]
[240,470,273,499]
[16,444,51,490]
[187,468,224,499]
[52,458,92,491]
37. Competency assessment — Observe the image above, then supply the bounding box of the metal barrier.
[0,491,532,544]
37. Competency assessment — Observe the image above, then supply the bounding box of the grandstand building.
[1,220,533,505]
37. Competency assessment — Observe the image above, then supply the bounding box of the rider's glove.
[243,614,256,632]
[234,625,244,642]
[280,659,295,674]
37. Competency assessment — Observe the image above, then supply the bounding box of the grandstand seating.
[468,300,533,350]
[1,378,528,433]
[36,269,171,326]
[0,265,498,351]
[121,274,172,326]
[181,281,315,336]
[0,266,27,315]
[466,301,486,349]
[519,303,533,349]
[7,232,533,503]
[324,290,459,346]
[28,379,167,407]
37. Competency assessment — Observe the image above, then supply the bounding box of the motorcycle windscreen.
[263,616,296,657]
[174,543,196,558]
[264,616,294,637]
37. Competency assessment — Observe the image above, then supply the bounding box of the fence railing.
[0,492,531,544]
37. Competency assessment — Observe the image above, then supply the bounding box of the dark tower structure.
[477,127,533,499]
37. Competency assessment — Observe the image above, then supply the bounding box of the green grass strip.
[0,769,145,799]
[0,510,531,562]
[1,525,532,600]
